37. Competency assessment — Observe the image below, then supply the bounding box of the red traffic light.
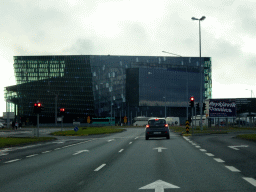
[38,103,41,107]
[34,103,37,107]
[190,97,194,101]
[60,108,65,112]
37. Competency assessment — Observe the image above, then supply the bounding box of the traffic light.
[189,97,194,107]
[203,103,206,111]
[60,108,65,116]
[33,102,42,113]
[196,103,200,112]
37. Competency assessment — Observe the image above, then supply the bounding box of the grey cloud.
[62,38,94,55]
[236,4,256,35]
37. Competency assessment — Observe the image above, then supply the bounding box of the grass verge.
[0,137,56,148]
[236,134,256,142]
[50,127,124,136]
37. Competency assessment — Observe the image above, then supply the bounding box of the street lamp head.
[200,16,206,21]
[191,17,198,20]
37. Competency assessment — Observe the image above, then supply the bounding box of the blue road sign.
[74,127,79,132]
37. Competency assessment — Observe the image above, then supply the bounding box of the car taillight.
[165,124,168,127]
[146,125,149,128]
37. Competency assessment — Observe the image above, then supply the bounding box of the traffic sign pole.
[186,120,190,134]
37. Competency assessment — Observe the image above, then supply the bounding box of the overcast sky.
[1,0,256,116]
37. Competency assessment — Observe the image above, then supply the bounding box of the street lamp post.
[245,89,253,98]
[163,96,166,118]
[192,16,206,131]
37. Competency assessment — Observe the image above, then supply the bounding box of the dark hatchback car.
[145,118,170,140]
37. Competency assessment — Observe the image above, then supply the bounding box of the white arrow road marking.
[228,145,248,150]
[139,180,180,192]
[73,150,89,155]
[153,147,167,152]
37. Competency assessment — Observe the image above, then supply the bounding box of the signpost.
[87,116,91,124]
[74,127,79,132]
[124,116,127,124]
[186,120,190,134]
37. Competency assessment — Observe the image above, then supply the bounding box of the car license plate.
[154,132,161,134]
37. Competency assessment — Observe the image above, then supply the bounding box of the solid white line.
[5,159,21,163]
[195,146,201,148]
[200,149,207,152]
[42,151,51,154]
[206,153,214,156]
[119,149,124,153]
[225,166,240,172]
[0,153,8,156]
[214,158,225,163]
[26,154,38,158]
[129,142,132,144]
[243,177,256,187]
[54,148,61,150]
[94,164,106,171]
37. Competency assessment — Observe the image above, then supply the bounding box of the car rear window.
[148,119,166,125]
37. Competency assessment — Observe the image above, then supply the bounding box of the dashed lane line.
[225,166,240,172]
[26,154,38,158]
[42,151,51,154]
[5,159,21,164]
[94,164,106,171]
[214,158,225,163]
[243,177,256,187]
[119,149,124,153]
[200,149,207,152]
[129,142,132,144]
[206,153,214,157]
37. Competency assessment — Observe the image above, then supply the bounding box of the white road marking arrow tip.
[153,147,167,152]
[228,145,248,150]
[139,180,180,191]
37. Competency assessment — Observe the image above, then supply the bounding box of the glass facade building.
[5,55,211,125]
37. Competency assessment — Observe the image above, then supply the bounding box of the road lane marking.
[54,148,61,150]
[5,159,21,163]
[135,137,139,139]
[94,164,106,171]
[225,166,240,172]
[42,151,51,154]
[200,149,207,152]
[73,150,89,155]
[195,146,201,148]
[139,179,180,190]
[243,177,256,187]
[153,147,167,152]
[26,154,38,158]
[228,145,248,150]
[129,142,132,144]
[119,149,124,153]
[214,158,225,163]
[205,153,214,156]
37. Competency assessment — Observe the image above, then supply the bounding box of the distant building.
[4,55,212,125]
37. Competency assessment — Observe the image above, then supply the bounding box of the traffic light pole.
[37,113,39,137]
[61,117,63,132]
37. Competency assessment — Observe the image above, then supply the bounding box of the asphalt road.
[0,128,256,191]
